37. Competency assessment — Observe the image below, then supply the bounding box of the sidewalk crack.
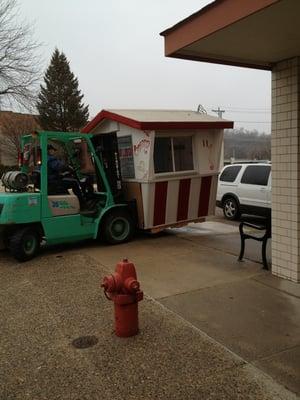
[251,344,300,363]
[252,278,300,299]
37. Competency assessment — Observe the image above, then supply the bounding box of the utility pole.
[212,106,225,118]
[212,106,226,167]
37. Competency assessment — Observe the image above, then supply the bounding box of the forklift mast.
[91,133,123,201]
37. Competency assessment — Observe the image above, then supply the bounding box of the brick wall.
[271,57,300,282]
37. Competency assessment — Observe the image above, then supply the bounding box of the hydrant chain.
[103,289,112,301]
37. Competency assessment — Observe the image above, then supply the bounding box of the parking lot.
[0,212,299,399]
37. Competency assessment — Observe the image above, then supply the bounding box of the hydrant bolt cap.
[124,277,140,293]
[101,274,122,292]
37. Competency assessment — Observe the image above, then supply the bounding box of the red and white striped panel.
[141,175,218,229]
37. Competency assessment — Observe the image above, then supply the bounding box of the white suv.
[216,162,271,220]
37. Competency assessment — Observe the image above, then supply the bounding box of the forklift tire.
[1,234,9,250]
[9,227,40,262]
[102,210,135,245]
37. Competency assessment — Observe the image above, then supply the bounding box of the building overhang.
[161,0,300,70]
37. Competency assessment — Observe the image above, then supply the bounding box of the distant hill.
[224,128,271,161]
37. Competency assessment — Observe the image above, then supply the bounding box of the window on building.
[154,137,173,173]
[241,165,271,186]
[117,136,135,179]
[154,136,194,174]
[173,137,193,171]
[220,165,242,182]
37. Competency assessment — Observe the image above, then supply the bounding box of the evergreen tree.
[37,48,89,131]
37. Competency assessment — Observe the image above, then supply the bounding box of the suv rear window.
[241,165,271,186]
[220,165,242,182]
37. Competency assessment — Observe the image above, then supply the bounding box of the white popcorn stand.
[83,109,233,232]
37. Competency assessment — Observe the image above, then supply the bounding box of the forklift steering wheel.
[59,166,75,178]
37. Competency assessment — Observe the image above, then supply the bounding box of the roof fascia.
[140,121,233,130]
[82,110,142,133]
[168,53,272,71]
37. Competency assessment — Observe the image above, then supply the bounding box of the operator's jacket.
[47,155,65,185]
[47,156,82,198]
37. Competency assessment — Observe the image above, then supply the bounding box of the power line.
[226,110,270,114]
[226,107,270,111]
[208,105,271,125]
[207,105,271,112]
[235,120,271,124]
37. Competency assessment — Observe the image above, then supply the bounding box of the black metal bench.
[238,214,271,270]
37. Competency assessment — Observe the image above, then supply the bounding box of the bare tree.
[0,112,40,165]
[0,0,41,110]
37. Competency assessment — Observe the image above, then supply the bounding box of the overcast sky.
[19,0,271,133]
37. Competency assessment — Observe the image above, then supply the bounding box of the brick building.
[0,111,40,166]
[161,0,300,282]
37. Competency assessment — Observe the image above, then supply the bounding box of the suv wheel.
[223,197,240,220]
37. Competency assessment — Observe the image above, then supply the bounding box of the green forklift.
[0,131,136,261]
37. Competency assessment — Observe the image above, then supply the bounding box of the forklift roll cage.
[21,130,115,207]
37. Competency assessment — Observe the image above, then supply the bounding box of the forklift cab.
[20,131,114,213]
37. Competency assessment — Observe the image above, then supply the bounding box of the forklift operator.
[47,144,65,180]
[47,144,84,205]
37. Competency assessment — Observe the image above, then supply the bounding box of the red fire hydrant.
[101,258,143,337]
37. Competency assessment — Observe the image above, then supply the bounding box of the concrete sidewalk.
[0,219,299,399]
[76,220,299,395]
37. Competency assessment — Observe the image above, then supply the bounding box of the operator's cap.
[47,144,57,151]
